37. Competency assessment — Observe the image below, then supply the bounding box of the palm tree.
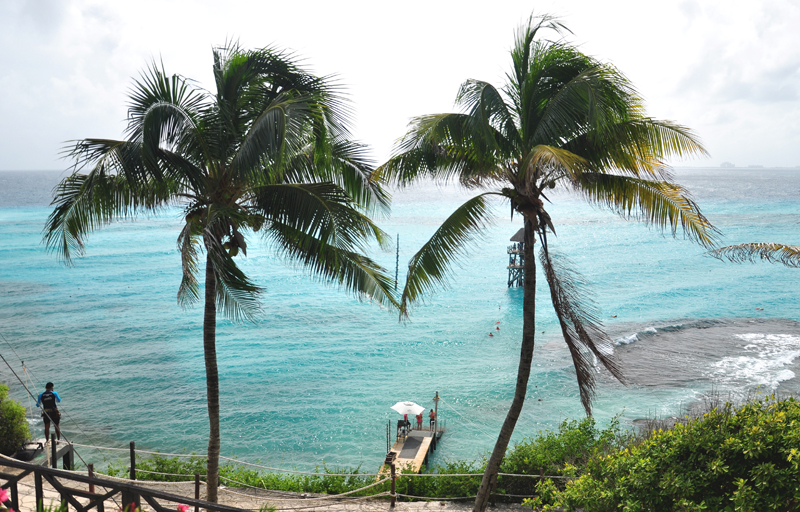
[379,15,717,512]
[709,243,800,267]
[43,43,397,502]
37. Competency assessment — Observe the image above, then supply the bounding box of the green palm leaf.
[266,221,398,309]
[177,220,202,308]
[539,245,625,415]
[252,182,390,252]
[43,168,175,263]
[576,173,718,247]
[401,193,498,314]
[380,113,505,187]
[708,243,800,268]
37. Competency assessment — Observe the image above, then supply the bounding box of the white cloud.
[1,0,799,169]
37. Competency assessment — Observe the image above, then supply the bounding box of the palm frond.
[251,182,390,252]
[530,63,629,148]
[268,137,388,214]
[380,113,506,187]
[576,173,718,248]
[564,118,707,180]
[43,165,176,264]
[177,220,202,308]
[539,246,624,415]
[230,91,318,181]
[522,144,589,184]
[126,61,210,175]
[510,13,572,86]
[315,138,389,214]
[203,212,262,322]
[265,221,399,310]
[455,79,521,151]
[401,193,498,315]
[708,243,800,268]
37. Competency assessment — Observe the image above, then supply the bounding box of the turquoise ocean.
[1,168,800,471]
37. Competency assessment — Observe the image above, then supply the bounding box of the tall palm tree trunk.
[203,254,220,503]
[473,218,538,512]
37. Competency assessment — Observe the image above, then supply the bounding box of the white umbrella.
[391,401,425,417]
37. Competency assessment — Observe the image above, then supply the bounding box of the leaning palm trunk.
[203,254,220,503]
[473,218,537,511]
[43,43,399,504]
[380,14,717,512]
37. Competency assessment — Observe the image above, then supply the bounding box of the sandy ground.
[0,462,530,512]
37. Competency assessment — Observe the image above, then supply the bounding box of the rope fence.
[38,441,576,482]
[1,445,566,512]
[395,493,478,501]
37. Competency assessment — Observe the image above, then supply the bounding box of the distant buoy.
[496,321,501,324]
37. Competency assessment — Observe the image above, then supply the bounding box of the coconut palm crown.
[43,43,398,502]
[379,14,717,512]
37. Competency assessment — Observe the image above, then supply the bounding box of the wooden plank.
[395,435,432,473]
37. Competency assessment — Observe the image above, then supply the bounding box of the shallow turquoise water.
[1,168,799,470]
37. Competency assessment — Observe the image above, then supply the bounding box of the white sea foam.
[614,333,639,345]
[706,334,800,390]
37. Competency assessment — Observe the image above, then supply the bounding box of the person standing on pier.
[429,409,436,431]
[416,412,423,430]
[37,382,61,441]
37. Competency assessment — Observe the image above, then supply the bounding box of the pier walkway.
[381,427,443,476]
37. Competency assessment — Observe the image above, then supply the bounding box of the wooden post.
[390,458,396,508]
[34,471,43,512]
[50,435,57,469]
[88,464,95,494]
[122,490,140,512]
[9,481,19,512]
[129,441,136,480]
[194,473,200,512]
[63,444,73,470]
[433,390,440,450]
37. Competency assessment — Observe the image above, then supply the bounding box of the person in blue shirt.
[36,382,62,441]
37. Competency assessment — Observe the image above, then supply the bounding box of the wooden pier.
[386,428,442,474]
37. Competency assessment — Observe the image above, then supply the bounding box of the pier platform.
[386,428,442,474]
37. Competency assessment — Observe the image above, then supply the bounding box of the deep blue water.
[1,168,799,470]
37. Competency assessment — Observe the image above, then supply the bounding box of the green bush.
[537,396,800,511]
[499,416,631,499]
[102,418,630,502]
[0,383,30,456]
[106,454,380,495]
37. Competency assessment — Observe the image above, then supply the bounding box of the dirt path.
[1,463,528,512]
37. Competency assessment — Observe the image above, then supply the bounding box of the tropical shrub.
[104,419,630,502]
[0,383,30,456]
[534,396,800,511]
[498,417,631,500]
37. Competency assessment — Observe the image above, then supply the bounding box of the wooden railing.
[0,456,247,512]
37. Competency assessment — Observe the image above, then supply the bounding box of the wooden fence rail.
[0,457,248,512]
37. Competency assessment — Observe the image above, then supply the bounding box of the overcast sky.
[1,0,799,171]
